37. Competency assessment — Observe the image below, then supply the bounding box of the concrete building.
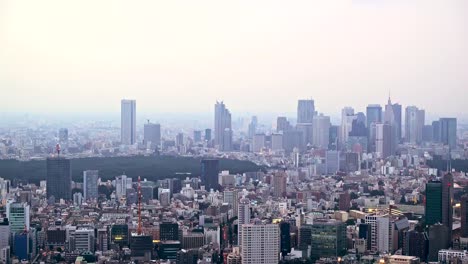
[240,223,280,264]
[144,122,161,149]
[121,99,136,145]
[83,170,98,201]
[46,157,72,201]
[312,114,331,149]
[214,101,232,151]
[252,133,266,153]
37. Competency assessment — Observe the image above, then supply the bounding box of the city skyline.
[1,1,468,117]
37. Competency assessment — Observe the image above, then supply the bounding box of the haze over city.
[1,0,467,117]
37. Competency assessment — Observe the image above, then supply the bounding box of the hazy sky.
[1,0,467,118]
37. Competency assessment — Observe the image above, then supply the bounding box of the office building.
[326,150,340,175]
[296,123,313,148]
[0,218,10,250]
[310,219,346,261]
[403,229,428,262]
[280,221,291,257]
[115,174,130,199]
[297,99,315,123]
[422,125,433,142]
[439,118,457,148]
[329,125,339,150]
[405,106,424,144]
[83,170,98,200]
[46,157,72,201]
[252,133,266,153]
[339,192,350,211]
[442,173,453,243]
[74,228,95,252]
[121,99,136,145]
[240,223,280,264]
[248,116,258,139]
[340,107,356,148]
[312,114,331,149]
[376,122,393,158]
[205,128,212,141]
[427,223,449,262]
[277,117,291,132]
[393,103,402,142]
[144,122,161,149]
[214,101,232,151]
[7,202,30,233]
[193,130,202,142]
[160,222,179,241]
[432,120,441,142]
[283,130,303,153]
[461,195,468,238]
[272,172,287,198]
[201,159,219,191]
[238,198,250,246]
[425,181,442,225]
[271,133,283,151]
[366,104,382,130]
[131,234,153,261]
[111,224,129,246]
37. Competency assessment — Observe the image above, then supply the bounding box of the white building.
[240,223,280,264]
[252,133,266,153]
[312,114,331,149]
[438,250,468,263]
[6,201,30,233]
[271,133,283,152]
[74,228,95,252]
[121,99,136,145]
[83,170,99,200]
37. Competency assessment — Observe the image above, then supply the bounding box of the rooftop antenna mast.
[137,176,143,235]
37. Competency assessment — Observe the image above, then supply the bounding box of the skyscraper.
[248,116,258,139]
[280,221,291,258]
[392,103,402,142]
[83,170,99,201]
[143,122,161,149]
[442,173,453,244]
[201,159,219,191]
[121,99,136,145]
[46,157,72,201]
[425,181,442,225]
[272,172,287,198]
[376,123,393,159]
[252,133,266,153]
[297,99,315,123]
[432,120,441,142]
[405,106,425,144]
[366,104,382,129]
[310,219,346,261]
[340,107,356,148]
[6,202,30,233]
[214,101,232,151]
[276,117,291,132]
[439,118,457,149]
[237,198,251,246]
[312,114,331,149]
[240,223,279,264]
[461,195,468,238]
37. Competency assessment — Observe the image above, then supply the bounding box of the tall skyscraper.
[392,103,402,142]
[297,99,315,123]
[405,106,425,144]
[376,123,392,159]
[201,159,219,191]
[442,173,453,244]
[121,99,136,145]
[237,197,251,246]
[205,128,212,141]
[326,150,340,175]
[312,114,331,149]
[214,101,232,151]
[252,133,266,153]
[83,170,99,201]
[461,195,468,238]
[296,123,313,148]
[340,107,356,148]
[425,180,442,225]
[366,104,382,152]
[0,218,9,251]
[432,120,441,142]
[46,157,72,201]
[280,221,291,257]
[439,118,457,149]
[276,117,291,132]
[193,130,202,142]
[310,219,346,261]
[143,122,161,149]
[240,223,279,264]
[248,116,258,139]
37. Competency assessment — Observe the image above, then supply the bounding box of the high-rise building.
[160,222,179,241]
[271,133,283,151]
[422,125,433,142]
[461,195,468,238]
[74,228,95,252]
[193,130,202,142]
[403,229,428,262]
[201,159,219,191]
[340,107,356,148]
[439,118,457,149]
[46,157,72,201]
[176,133,184,147]
[282,130,303,153]
[329,125,339,150]
[366,104,382,129]
[297,99,315,123]
[144,122,161,149]
[121,99,136,145]
[296,123,313,148]
[205,128,212,141]
[276,117,291,132]
[6,202,30,233]
[110,224,129,246]
[326,150,340,175]
[83,170,98,201]
[240,223,279,264]
[280,221,291,257]
[425,181,442,225]
[237,198,250,246]
[393,103,403,142]
[339,192,350,211]
[248,116,258,139]
[115,174,130,199]
[427,223,449,262]
[310,219,346,261]
[405,106,424,144]
[376,123,393,159]
[252,133,266,153]
[214,101,232,151]
[272,172,287,198]
[432,121,441,142]
[442,173,453,244]
[0,218,9,250]
[312,114,331,149]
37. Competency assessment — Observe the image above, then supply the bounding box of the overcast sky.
[1,0,467,118]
